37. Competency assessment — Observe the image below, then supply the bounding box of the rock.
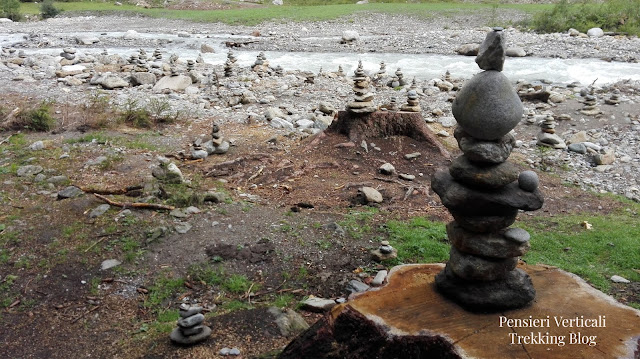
[98,74,129,89]
[452,71,523,141]
[89,204,110,218]
[300,297,336,312]
[101,259,121,270]
[191,148,208,159]
[404,152,421,160]
[268,307,309,336]
[272,0,283,5]
[57,186,84,200]
[17,165,43,177]
[123,30,139,40]
[610,275,630,284]
[475,28,505,71]
[229,348,241,356]
[204,191,228,203]
[398,173,415,181]
[379,163,395,175]
[179,304,203,318]
[170,326,211,345]
[76,35,100,45]
[341,30,359,43]
[449,156,519,189]
[175,222,192,234]
[130,72,156,86]
[447,222,530,258]
[177,313,204,328]
[505,47,526,57]
[29,141,45,151]
[47,175,69,184]
[371,270,388,287]
[568,28,580,36]
[457,43,479,56]
[439,117,456,127]
[594,149,615,165]
[318,102,336,115]
[568,142,587,154]
[359,187,383,204]
[346,279,370,294]
[200,43,215,53]
[455,128,515,164]
[265,107,287,120]
[153,75,192,92]
[322,222,345,237]
[587,27,604,37]
[536,132,566,148]
[270,117,295,131]
[518,171,539,192]
[448,246,518,281]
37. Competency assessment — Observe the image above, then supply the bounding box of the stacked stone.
[378,61,386,76]
[444,70,452,83]
[204,122,230,155]
[128,53,139,65]
[60,47,76,61]
[371,240,397,262]
[275,65,284,76]
[153,48,162,60]
[196,54,204,64]
[346,61,376,114]
[605,89,620,105]
[169,53,179,65]
[187,59,195,71]
[387,97,398,111]
[101,49,108,56]
[395,68,407,86]
[400,90,420,112]
[536,114,566,149]
[224,59,234,77]
[432,28,544,311]
[170,304,212,345]
[580,92,601,116]
[409,78,418,91]
[227,51,237,64]
[254,52,265,66]
[139,48,148,60]
[170,66,179,77]
[337,65,345,77]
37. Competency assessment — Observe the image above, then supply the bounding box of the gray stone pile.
[378,61,386,76]
[224,59,234,77]
[605,89,620,105]
[346,61,376,114]
[153,48,162,60]
[536,114,566,149]
[60,47,77,64]
[371,240,397,261]
[400,90,420,112]
[433,28,544,311]
[395,68,406,86]
[187,59,195,71]
[275,65,284,76]
[337,65,345,77]
[170,304,212,345]
[580,91,602,116]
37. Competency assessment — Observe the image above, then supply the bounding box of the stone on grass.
[89,204,111,218]
[610,275,630,284]
[101,259,121,270]
[358,187,383,204]
[300,297,336,312]
[17,165,43,177]
[57,186,84,200]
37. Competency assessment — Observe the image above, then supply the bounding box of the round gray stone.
[568,143,587,154]
[455,127,515,164]
[452,71,523,141]
[518,171,539,192]
[504,228,531,244]
[447,222,530,258]
[448,246,518,281]
[170,325,211,345]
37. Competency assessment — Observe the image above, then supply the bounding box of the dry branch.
[93,193,175,211]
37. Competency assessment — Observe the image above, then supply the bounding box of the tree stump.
[327,111,450,158]
[279,264,640,359]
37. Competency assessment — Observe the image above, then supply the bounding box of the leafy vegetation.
[15,101,56,132]
[1,0,22,21]
[385,217,449,263]
[40,0,61,19]
[530,0,640,36]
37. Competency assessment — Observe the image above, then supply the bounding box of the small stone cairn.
[605,89,621,105]
[395,68,407,86]
[169,53,179,65]
[275,65,284,76]
[580,90,601,116]
[187,59,195,71]
[153,48,162,61]
[224,59,234,77]
[536,114,566,149]
[432,27,544,311]
[409,78,418,91]
[170,303,212,345]
[346,61,376,114]
[337,65,345,77]
[227,50,237,64]
[400,90,420,112]
[378,61,387,76]
[371,240,397,261]
[60,47,76,61]
[139,48,148,60]
[204,121,230,155]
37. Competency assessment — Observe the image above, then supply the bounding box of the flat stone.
[17,165,43,177]
[504,227,530,244]
[398,173,415,181]
[170,325,211,345]
[371,270,388,287]
[448,246,518,281]
[455,127,515,164]
[475,29,505,71]
[57,186,84,200]
[47,175,69,184]
[270,117,295,131]
[179,304,203,318]
[537,132,565,146]
[449,156,518,189]
[610,275,630,284]
[130,72,156,86]
[268,307,310,336]
[450,209,518,233]
[300,297,337,312]
[568,143,587,154]
[177,313,204,328]
[404,152,421,160]
[452,71,523,141]
[346,279,370,294]
[181,325,205,336]
[153,75,192,92]
[505,47,526,57]
[89,204,111,218]
[359,187,383,204]
[447,222,530,258]
[371,247,398,262]
[100,259,121,270]
[518,170,539,192]
[594,149,615,165]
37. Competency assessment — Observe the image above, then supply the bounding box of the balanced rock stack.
[153,48,162,60]
[139,48,148,60]
[170,304,212,345]
[224,59,234,77]
[536,114,566,149]
[60,47,76,61]
[337,65,345,77]
[204,121,230,155]
[432,27,544,311]
[187,59,195,71]
[395,68,406,86]
[580,92,601,116]
[346,61,376,114]
[400,90,420,112]
[378,61,386,76]
[227,50,237,64]
[605,89,620,105]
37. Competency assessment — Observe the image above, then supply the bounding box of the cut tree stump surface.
[280,264,640,359]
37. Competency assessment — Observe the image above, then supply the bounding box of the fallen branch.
[0,133,15,145]
[84,231,124,253]
[94,193,175,211]
[247,165,265,182]
[204,153,274,177]
[81,185,142,196]
[403,186,415,201]
[71,305,101,324]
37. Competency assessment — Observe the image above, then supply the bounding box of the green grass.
[273,293,295,308]
[144,273,186,312]
[385,217,449,263]
[522,211,640,293]
[19,1,551,26]
[339,206,379,239]
[223,274,256,294]
[65,131,162,151]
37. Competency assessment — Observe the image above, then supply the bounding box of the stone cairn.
[204,121,230,155]
[337,65,345,77]
[605,89,621,105]
[170,303,212,345]
[187,59,195,71]
[139,48,148,60]
[432,28,544,311]
[536,114,566,149]
[371,240,397,262]
[346,61,376,114]
[153,48,162,61]
[196,54,204,64]
[409,77,418,91]
[400,90,420,112]
[580,90,601,116]
[378,61,386,76]
[60,47,76,62]
[275,65,284,76]
[224,59,234,77]
[395,68,406,86]
[227,50,237,64]
[169,53,179,65]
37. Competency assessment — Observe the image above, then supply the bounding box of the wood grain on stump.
[327,111,450,158]
[279,264,640,359]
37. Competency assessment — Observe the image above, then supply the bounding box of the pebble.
[379,162,395,175]
[518,171,539,192]
[300,297,336,312]
[371,270,388,287]
[100,259,121,270]
[610,275,630,284]
[89,204,111,218]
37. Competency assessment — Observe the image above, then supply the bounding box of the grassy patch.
[272,293,295,308]
[223,274,257,294]
[385,217,449,264]
[144,272,186,312]
[339,206,379,239]
[522,209,640,293]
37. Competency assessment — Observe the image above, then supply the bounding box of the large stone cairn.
[170,303,212,345]
[346,61,376,114]
[432,28,544,311]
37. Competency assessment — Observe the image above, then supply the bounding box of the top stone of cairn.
[475,27,505,72]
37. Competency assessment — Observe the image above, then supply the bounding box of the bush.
[0,0,22,21]
[16,102,56,131]
[40,0,61,19]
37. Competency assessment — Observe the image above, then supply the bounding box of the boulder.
[587,27,604,37]
[153,75,192,92]
[457,43,479,56]
[130,72,156,86]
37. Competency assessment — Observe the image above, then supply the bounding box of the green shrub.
[40,0,61,19]
[0,0,22,21]
[17,102,56,131]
